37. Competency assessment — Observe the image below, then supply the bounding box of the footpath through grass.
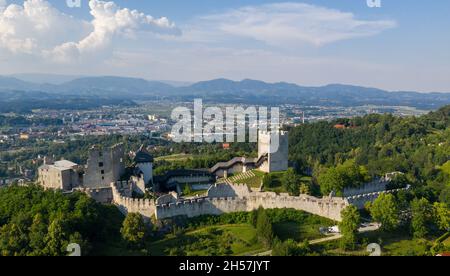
[150,224,265,256]
[312,228,446,256]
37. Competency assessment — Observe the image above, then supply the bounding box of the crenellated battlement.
[110,181,365,222]
[346,185,410,208]
[111,181,157,219]
[155,183,349,221]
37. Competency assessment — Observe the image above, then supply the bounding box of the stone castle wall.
[156,183,348,221]
[343,179,387,197]
[111,181,349,222]
[82,187,113,203]
[111,181,156,219]
[346,186,410,209]
[155,194,347,221]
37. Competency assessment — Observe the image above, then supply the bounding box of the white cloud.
[0,0,89,54]
[0,0,6,8]
[189,2,396,47]
[49,0,181,62]
[0,0,180,62]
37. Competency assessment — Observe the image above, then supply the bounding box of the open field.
[150,224,265,256]
[263,172,312,194]
[233,170,266,188]
[155,153,193,162]
[273,221,330,242]
[313,228,445,256]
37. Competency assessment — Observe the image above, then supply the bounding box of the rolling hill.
[1,75,450,111]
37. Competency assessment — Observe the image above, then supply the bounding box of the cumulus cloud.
[0,0,180,62]
[190,2,396,46]
[49,0,181,62]
[0,0,89,54]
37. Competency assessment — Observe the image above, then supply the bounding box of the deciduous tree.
[339,205,361,249]
[121,213,147,248]
[368,193,399,232]
[411,198,432,238]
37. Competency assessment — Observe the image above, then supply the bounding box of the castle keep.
[210,130,289,177]
[83,144,125,189]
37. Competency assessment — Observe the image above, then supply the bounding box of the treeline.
[154,142,256,175]
[0,97,136,113]
[0,115,63,127]
[157,208,329,256]
[289,105,450,202]
[338,194,450,254]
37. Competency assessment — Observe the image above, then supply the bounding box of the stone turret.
[134,145,154,186]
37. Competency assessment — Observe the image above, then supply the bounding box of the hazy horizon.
[0,0,449,92]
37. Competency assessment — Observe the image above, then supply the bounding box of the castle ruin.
[111,181,348,222]
[37,131,403,223]
[38,143,126,197]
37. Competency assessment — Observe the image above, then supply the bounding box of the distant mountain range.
[1,75,450,112]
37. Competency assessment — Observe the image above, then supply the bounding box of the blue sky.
[0,0,449,92]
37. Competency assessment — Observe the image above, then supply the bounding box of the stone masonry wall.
[83,144,125,189]
[346,186,410,209]
[156,184,348,221]
[111,181,156,219]
[111,181,350,222]
[343,179,387,197]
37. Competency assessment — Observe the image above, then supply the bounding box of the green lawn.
[179,183,208,197]
[271,209,334,242]
[359,229,442,256]
[149,224,265,256]
[314,229,442,256]
[382,238,432,256]
[273,221,329,242]
[234,170,266,188]
[264,172,312,194]
[155,153,193,162]
[263,171,287,193]
[183,189,208,197]
[444,236,450,246]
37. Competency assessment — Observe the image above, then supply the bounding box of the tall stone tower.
[258,131,289,173]
[83,144,125,189]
